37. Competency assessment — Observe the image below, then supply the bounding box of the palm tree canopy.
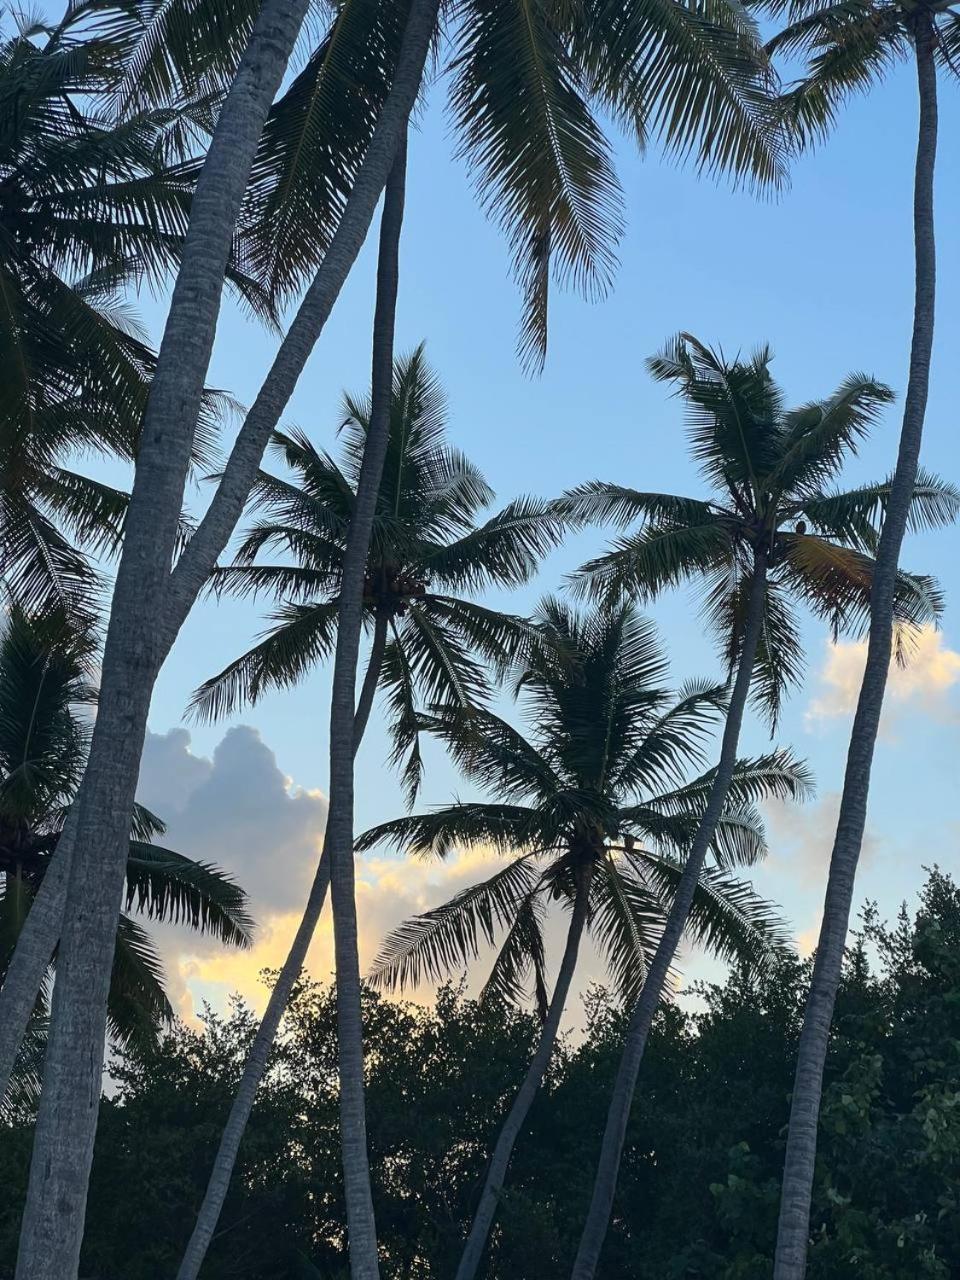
[192,345,567,799]
[757,0,960,149]
[358,597,813,1012]
[558,332,959,724]
[170,0,788,366]
[0,609,253,1053]
[0,4,259,619]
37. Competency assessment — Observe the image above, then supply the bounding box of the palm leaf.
[368,854,541,990]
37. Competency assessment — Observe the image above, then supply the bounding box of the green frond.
[768,3,907,150]
[236,0,405,302]
[571,518,735,604]
[767,372,894,495]
[124,843,254,947]
[589,855,661,1007]
[794,469,960,551]
[188,601,339,722]
[641,852,791,970]
[106,913,173,1048]
[648,332,784,492]
[367,855,542,990]
[423,495,568,589]
[449,0,625,367]
[553,480,718,531]
[479,883,550,1017]
[612,679,728,796]
[355,802,548,858]
[575,0,787,189]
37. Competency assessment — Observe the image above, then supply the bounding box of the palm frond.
[368,854,541,990]
[450,0,624,367]
[124,843,254,947]
[188,601,339,722]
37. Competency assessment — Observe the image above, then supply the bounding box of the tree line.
[0,0,957,1276]
[3,873,959,1279]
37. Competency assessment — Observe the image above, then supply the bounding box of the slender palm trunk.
[12,6,310,1273]
[175,615,387,1280]
[0,0,308,1111]
[327,133,408,1280]
[0,0,439,1139]
[456,862,593,1280]
[570,554,768,1280]
[772,28,938,1280]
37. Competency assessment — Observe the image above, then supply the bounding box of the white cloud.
[135,725,773,1029]
[805,625,960,732]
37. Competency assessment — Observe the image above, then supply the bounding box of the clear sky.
[109,46,960,1023]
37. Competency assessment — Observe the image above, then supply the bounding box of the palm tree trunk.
[175,615,388,1280]
[455,862,593,1280]
[12,5,309,1272]
[326,130,408,1280]
[0,0,439,1170]
[772,27,938,1280]
[570,553,768,1280]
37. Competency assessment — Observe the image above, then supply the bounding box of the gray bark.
[772,26,939,1280]
[175,614,387,1280]
[12,5,310,1274]
[455,862,593,1280]
[325,124,408,1280]
[0,0,309,1114]
[0,0,439,1155]
[570,553,769,1280]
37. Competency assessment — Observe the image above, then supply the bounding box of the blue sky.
[113,49,960,1016]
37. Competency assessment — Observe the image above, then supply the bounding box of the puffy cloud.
[763,791,878,883]
[136,726,327,1020]
[139,726,326,916]
[805,625,960,731]
[136,726,766,1029]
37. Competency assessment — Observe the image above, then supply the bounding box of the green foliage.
[3,873,958,1277]
[0,610,252,1077]
[559,332,958,726]
[0,3,245,619]
[359,596,806,1008]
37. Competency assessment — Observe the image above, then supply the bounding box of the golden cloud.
[806,625,960,730]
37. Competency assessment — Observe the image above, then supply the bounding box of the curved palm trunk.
[570,554,768,1280]
[326,133,408,1280]
[11,4,311,1272]
[175,614,388,1280]
[0,0,439,1160]
[0,0,309,1111]
[10,4,438,1273]
[772,28,939,1280]
[455,862,594,1280]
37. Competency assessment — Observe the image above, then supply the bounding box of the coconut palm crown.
[358,597,812,1012]
[191,346,566,800]
[760,0,960,149]
[0,4,266,619]
[0,609,253,1056]
[559,333,959,726]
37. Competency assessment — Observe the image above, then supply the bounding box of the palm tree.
[8,0,787,1268]
[234,0,788,368]
[193,344,559,795]
[758,4,958,1272]
[357,596,810,1280]
[0,5,254,619]
[559,332,958,1279]
[0,609,253,1084]
[177,342,563,1279]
